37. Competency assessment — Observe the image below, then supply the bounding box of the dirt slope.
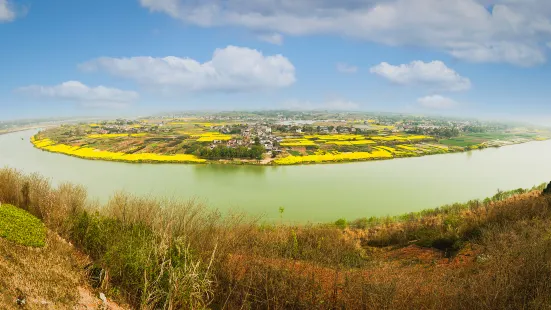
[0,231,124,310]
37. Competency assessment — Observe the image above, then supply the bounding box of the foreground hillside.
[0,205,123,309]
[0,167,550,309]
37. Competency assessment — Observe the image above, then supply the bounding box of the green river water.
[1,130,550,223]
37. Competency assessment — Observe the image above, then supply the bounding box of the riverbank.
[1,167,551,309]
[29,132,548,166]
[0,125,56,136]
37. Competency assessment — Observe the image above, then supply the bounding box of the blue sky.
[2,0,551,124]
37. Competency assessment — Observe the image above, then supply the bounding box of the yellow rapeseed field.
[323,141,354,146]
[274,149,392,165]
[194,132,232,142]
[280,138,317,146]
[371,135,431,142]
[369,125,395,131]
[396,144,417,151]
[31,137,206,163]
[350,140,376,145]
[323,140,376,146]
[373,146,417,157]
[375,146,396,153]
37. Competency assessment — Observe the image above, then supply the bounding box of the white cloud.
[0,0,15,22]
[370,61,471,92]
[336,62,358,74]
[139,0,551,66]
[258,32,284,45]
[16,81,139,108]
[417,95,458,109]
[282,99,360,111]
[80,45,295,92]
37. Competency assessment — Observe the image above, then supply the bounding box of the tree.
[334,218,348,229]
[254,137,261,146]
[303,125,314,133]
[193,145,265,160]
[21,182,30,209]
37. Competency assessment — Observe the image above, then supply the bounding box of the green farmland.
[439,131,544,147]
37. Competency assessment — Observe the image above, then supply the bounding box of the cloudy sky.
[2,0,551,123]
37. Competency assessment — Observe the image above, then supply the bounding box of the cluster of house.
[205,123,283,152]
[394,120,475,132]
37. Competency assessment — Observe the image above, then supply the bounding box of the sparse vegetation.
[2,166,551,309]
[0,232,85,308]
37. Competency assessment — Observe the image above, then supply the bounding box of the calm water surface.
[1,130,550,223]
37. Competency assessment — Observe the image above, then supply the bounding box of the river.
[1,130,550,223]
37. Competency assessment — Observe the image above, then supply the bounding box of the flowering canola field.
[31,137,206,163]
[274,149,393,165]
[371,135,431,142]
[192,132,232,142]
[396,145,417,151]
[280,139,317,146]
[324,140,376,146]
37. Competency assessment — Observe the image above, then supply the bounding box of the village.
[86,111,487,151]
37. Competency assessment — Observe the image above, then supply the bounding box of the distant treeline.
[186,144,265,160]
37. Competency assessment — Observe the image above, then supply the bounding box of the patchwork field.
[31,118,551,166]
[439,131,550,148]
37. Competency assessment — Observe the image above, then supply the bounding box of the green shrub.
[0,203,46,247]
[335,218,348,229]
[69,209,215,308]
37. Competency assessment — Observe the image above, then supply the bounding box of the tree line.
[186,144,265,160]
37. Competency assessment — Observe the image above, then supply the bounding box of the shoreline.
[27,133,548,167]
[0,126,54,136]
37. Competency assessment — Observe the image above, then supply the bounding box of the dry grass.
[2,166,551,309]
[0,231,85,309]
